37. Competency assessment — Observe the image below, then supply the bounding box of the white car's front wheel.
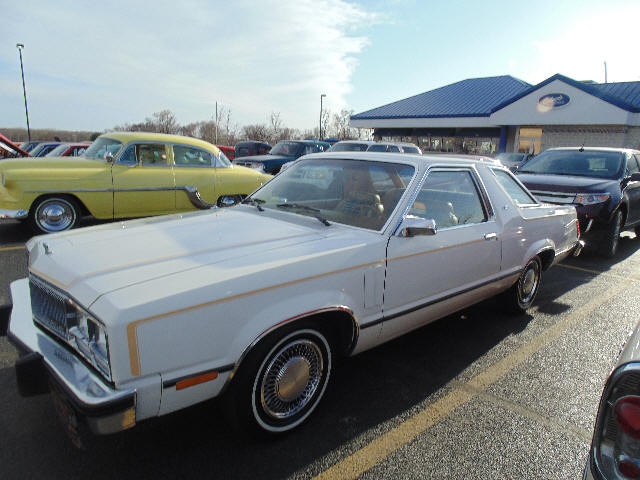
[225,326,332,437]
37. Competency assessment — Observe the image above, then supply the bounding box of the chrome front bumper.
[6,278,136,435]
[0,208,28,219]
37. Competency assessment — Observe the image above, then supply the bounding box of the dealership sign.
[537,93,570,112]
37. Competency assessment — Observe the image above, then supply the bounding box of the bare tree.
[242,124,270,142]
[151,110,179,134]
[269,111,283,144]
[320,108,331,140]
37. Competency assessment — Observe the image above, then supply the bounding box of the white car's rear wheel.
[504,256,542,314]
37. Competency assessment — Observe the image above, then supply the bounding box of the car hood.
[26,207,353,309]
[516,173,619,193]
[234,154,294,164]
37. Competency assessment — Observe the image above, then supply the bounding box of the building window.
[517,127,542,155]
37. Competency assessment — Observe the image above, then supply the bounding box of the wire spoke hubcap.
[261,339,323,420]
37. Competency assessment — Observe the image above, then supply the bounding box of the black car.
[517,147,640,257]
[494,152,534,172]
[234,141,271,159]
[234,140,330,174]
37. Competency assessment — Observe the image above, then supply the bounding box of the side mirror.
[630,172,640,182]
[104,151,115,163]
[397,215,437,237]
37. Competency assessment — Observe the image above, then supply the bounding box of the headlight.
[68,303,111,379]
[574,193,610,205]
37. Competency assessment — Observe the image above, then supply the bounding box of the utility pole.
[604,61,608,83]
[16,43,31,141]
[319,94,326,140]
[215,102,218,144]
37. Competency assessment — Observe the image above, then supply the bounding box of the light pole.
[16,43,31,142]
[319,94,326,140]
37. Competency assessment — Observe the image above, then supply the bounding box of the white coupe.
[4,152,582,442]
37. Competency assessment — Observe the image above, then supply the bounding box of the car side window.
[173,145,212,167]
[491,168,538,205]
[409,170,487,228]
[139,144,168,166]
[117,145,137,165]
[388,145,401,153]
[627,155,640,175]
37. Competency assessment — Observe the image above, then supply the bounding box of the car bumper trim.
[7,278,137,435]
[0,208,28,220]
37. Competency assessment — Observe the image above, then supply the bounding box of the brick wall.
[541,126,629,150]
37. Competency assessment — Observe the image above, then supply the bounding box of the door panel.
[112,144,175,218]
[382,168,501,341]
[172,145,217,211]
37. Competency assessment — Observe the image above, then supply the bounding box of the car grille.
[529,190,576,205]
[29,276,73,340]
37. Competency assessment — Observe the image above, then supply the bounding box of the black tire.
[635,224,640,238]
[599,210,623,258]
[28,196,80,234]
[224,326,332,437]
[503,256,542,314]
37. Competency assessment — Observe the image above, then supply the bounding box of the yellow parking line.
[558,263,606,276]
[0,246,25,252]
[314,275,637,480]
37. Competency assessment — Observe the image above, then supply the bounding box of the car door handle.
[484,233,498,241]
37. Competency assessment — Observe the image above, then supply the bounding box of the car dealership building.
[350,73,640,156]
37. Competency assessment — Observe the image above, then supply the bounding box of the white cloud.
[0,0,376,130]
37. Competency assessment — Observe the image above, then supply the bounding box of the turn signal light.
[176,371,218,390]
[616,396,640,440]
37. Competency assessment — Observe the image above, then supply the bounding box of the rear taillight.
[577,218,581,238]
[590,364,640,479]
[616,397,640,440]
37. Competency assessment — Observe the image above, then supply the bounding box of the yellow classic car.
[0,132,272,234]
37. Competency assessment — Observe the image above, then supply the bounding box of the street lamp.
[16,43,31,141]
[319,94,326,140]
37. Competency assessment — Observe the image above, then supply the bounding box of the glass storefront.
[516,127,542,155]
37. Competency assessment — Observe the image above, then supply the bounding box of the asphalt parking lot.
[2,219,640,479]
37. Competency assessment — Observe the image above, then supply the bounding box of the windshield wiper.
[276,203,331,226]
[242,197,264,211]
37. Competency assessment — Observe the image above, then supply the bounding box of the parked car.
[44,143,91,157]
[18,141,42,153]
[0,133,30,158]
[234,139,331,174]
[29,142,65,157]
[494,152,534,172]
[516,147,640,257]
[3,152,581,443]
[583,319,640,479]
[427,153,502,166]
[0,132,271,234]
[216,145,235,161]
[327,140,377,152]
[367,142,422,154]
[234,141,272,159]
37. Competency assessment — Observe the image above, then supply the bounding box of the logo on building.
[537,93,570,112]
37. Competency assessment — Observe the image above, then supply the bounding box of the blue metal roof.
[351,76,531,120]
[491,74,640,113]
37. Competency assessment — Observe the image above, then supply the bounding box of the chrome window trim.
[489,167,540,207]
[171,144,215,168]
[393,164,494,235]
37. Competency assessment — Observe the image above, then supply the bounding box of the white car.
[3,152,582,442]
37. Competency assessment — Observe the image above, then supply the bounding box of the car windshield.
[518,150,624,179]
[248,158,415,230]
[45,144,69,157]
[495,153,526,164]
[82,137,123,160]
[401,146,420,154]
[367,144,388,152]
[328,142,369,152]
[270,141,302,157]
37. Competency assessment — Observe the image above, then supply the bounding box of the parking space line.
[0,246,25,252]
[558,262,638,282]
[313,276,636,480]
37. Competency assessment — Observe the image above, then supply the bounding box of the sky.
[1,0,639,132]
